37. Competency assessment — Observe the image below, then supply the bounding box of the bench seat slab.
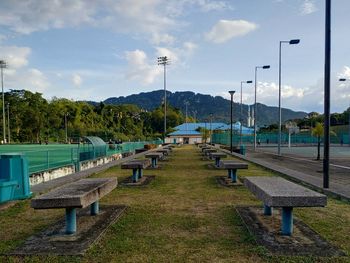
[31,178,117,209]
[244,176,327,207]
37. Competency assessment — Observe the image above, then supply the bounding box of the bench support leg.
[90,201,99,215]
[132,168,138,182]
[138,168,143,178]
[281,207,293,235]
[65,208,77,234]
[215,157,220,167]
[152,158,156,168]
[264,205,273,216]
[228,169,237,183]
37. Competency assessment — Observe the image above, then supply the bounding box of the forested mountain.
[2,90,184,143]
[104,90,307,126]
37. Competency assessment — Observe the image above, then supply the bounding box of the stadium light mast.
[158,56,170,143]
[254,65,270,151]
[229,91,236,153]
[278,39,300,156]
[0,60,7,144]
[339,78,350,146]
[7,102,10,144]
[240,80,253,146]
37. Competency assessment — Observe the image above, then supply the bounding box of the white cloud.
[72,73,82,87]
[0,0,96,34]
[205,20,258,44]
[300,0,317,15]
[125,49,162,85]
[0,46,31,69]
[151,33,176,45]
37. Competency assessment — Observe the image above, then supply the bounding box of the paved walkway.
[216,146,350,201]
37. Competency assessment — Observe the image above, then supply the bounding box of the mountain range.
[101,90,307,126]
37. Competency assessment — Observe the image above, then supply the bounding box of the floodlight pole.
[158,56,170,143]
[1,60,7,144]
[254,65,270,151]
[240,81,252,146]
[229,91,235,153]
[7,102,10,143]
[323,0,331,189]
[278,39,300,156]
[65,113,68,143]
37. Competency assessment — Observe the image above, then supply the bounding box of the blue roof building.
[166,122,253,144]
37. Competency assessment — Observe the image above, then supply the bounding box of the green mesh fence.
[0,139,163,174]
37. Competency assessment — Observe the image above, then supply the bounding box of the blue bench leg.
[90,201,99,215]
[281,207,293,235]
[65,208,77,234]
[132,168,138,182]
[138,168,143,178]
[215,157,220,167]
[228,169,238,183]
[152,158,156,168]
[264,205,273,216]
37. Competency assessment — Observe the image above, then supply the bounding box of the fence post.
[47,150,50,169]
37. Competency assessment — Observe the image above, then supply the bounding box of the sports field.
[257,145,350,161]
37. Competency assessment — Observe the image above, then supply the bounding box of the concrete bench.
[244,176,327,236]
[209,152,227,167]
[201,146,210,152]
[145,152,163,168]
[219,160,248,182]
[203,149,217,157]
[163,146,173,152]
[156,149,170,156]
[31,178,117,234]
[121,159,151,182]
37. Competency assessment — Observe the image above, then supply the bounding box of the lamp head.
[262,65,270,69]
[229,90,235,96]
[246,80,253,83]
[339,78,347,81]
[289,39,300,45]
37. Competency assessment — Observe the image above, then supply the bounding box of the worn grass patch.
[0,145,350,262]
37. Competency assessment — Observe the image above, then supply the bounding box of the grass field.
[1,145,350,262]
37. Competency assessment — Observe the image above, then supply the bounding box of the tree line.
[1,89,185,143]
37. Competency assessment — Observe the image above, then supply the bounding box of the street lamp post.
[254,65,270,151]
[339,78,350,146]
[209,113,213,143]
[278,39,300,156]
[229,91,235,153]
[323,0,331,189]
[0,60,7,144]
[158,56,170,143]
[240,80,253,146]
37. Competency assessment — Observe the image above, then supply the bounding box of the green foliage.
[2,90,185,143]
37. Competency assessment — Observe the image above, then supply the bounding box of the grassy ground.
[1,145,350,262]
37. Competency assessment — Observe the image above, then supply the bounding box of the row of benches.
[198,143,327,236]
[31,145,175,235]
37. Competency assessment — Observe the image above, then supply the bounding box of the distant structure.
[166,122,253,144]
[247,105,255,128]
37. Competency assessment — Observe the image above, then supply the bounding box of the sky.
[0,0,350,113]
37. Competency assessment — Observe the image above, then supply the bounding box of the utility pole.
[158,56,170,143]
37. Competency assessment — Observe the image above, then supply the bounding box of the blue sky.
[0,0,349,113]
